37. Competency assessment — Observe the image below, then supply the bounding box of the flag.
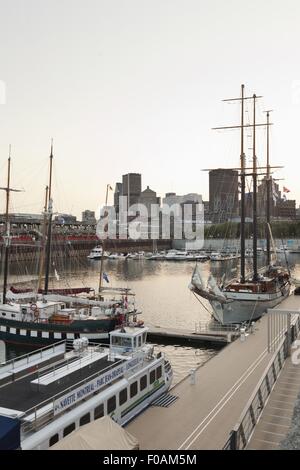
[283,186,290,193]
[108,185,113,190]
[103,272,109,283]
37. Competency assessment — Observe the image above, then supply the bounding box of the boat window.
[156,366,162,380]
[21,307,27,314]
[130,381,138,398]
[150,370,156,384]
[80,413,90,427]
[143,332,147,343]
[138,336,142,347]
[2,313,6,316]
[11,314,15,318]
[49,434,59,447]
[112,336,132,347]
[94,404,104,420]
[140,375,147,391]
[107,396,116,414]
[119,388,128,406]
[63,423,75,437]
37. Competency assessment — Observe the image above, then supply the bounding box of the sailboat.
[189,85,291,325]
[0,145,134,346]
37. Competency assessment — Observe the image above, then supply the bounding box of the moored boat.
[0,323,173,450]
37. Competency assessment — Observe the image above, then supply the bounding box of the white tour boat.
[0,324,173,450]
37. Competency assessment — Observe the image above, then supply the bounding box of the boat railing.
[20,346,145,436]
[33,341,107,383]
[0,340,66,372]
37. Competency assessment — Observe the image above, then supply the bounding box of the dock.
[126,294,300,450]
[147,324,240,346]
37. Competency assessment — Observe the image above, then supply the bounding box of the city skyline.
[1,1,300,219]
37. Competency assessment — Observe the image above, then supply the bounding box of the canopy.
[0,416,20,450]
[51,416,139,450]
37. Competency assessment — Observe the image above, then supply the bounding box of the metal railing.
[33,342,105,383]
[194,321,244,334]
[223,315,300,450]
[20,343,147,436]
[0,340,66,372]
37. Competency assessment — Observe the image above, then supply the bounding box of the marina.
[0,323,172,449]
[1,1,300,454]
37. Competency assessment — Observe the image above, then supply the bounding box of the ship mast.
[44,141,54,295]
[1,147,22,304]
[214,86,262,283]
[240,85,246,282]
[265,110,272,266]
[37,185,49,290]
[252,94,258,281]
[2,149,12,305]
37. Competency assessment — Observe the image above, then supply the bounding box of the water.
[3,252,300,384]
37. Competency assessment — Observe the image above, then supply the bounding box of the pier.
[147,323,240,346]
[126,293,300,450]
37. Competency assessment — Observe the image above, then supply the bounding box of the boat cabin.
[110,326,148,354]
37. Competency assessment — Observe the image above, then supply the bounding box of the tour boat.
[0,324,173,450]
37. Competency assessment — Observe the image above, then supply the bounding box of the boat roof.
[111,326,148,337]
[0,351,120,414]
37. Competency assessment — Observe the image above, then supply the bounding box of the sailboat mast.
[37,185,49,290]
[240,84,246,283]
[252,94,258,281]
[2,147,11,304]
[266,110,271,266]
[44,142,54,295]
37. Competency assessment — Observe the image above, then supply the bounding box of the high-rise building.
[275,199,296,219]
[122,173,142,207]
[209,169,238,223]
[257,177,279,218]
[114,182,123,213]
[82,210,96,224]
[138,186,160,214]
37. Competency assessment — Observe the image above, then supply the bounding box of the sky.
[0,0,300,219]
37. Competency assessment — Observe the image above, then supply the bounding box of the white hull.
[210,283,291,324]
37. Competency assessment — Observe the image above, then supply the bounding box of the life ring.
[34,309,40,319]
[30,303,38,312]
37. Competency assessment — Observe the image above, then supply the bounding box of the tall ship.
[0,324,173,450]
[190,85,291,324]
[0,144,136,345]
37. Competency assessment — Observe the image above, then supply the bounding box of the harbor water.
[3,252,300,385]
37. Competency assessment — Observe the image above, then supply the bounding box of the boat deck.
[0,352,117,412]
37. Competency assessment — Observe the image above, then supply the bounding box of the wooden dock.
[126,294,300,450]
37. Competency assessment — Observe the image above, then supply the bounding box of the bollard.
[190,368,196,385]
[240,327,246,342]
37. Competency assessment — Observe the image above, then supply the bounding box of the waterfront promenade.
[127,294,300,450]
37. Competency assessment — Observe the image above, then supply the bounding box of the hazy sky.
[1,0,300,219]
